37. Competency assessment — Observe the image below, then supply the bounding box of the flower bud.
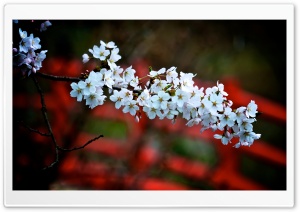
[168,89,176,96]
[163,84,172,91]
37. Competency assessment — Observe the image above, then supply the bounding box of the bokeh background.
[13,20,286,190]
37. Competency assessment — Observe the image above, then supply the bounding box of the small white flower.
[108,61,123,79]
[203,93,223,115]
[151,91,170,110]
[82,53,89,63]
[82,78,96,95]
[91,44,110,60]
[143,104,162,119]
[123,100,139,116]
[188,86,204,108]
[149,68,166,77]
[246,100,258,118]
[201,112,218,128]
[34,50,47,70]
[28,34,41,50]
[236,131,261,147]
[198,99,209,116]
[19,36,32,53]
[103,70,115,89]
[19,28,27,39]
[84,91,106,109]
[239,118,255,132]
[205,87,214,96]
[120,88,133,102]
[219,107,237,128]
[172,89,189,108]
[180,72,195,92]
[182,102,197,120]
[150,79,167,93]
[100,40,116,49]
[123,66,136,82]
[137,89,150,106]
[110,90,124,109]
[235,107,246,124]
[130,76,140,89]
[164,102,179,120]
[108,48,121,64]
[166,67,178,83]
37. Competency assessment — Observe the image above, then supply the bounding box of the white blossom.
[91,44,110,61]
[137,89,150,106]
[100,40,116,49]
[166,67,178,83]
[108,48,121,64]
[150,91,170,110]
[246,100,258,118]
[219,107,236,129]
[123,66,136,82]
[172,89,189,108]
[143,104,162,120]
[123,100,139,116]
[149,68,166,77]
[70,82,85,102]
[109,90,124,109]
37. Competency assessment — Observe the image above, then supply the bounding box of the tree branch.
[18,121,51,137]
[57,134,104,152]
[31,75,103,170]
[32,75,60,168]
[36,72,81,82]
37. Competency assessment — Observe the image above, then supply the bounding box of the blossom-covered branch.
[14,28,48,76]
[70,40,261,148]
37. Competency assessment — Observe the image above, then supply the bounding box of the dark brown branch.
[42,160,59,170]
[32,75,58,146]
[58,134,104,152]
[32,75,60,169]
[36,72,82,82]
[18,121,51,137]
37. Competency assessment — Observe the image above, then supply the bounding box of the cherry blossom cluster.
[14,28,48,76]
[70,40,261,148]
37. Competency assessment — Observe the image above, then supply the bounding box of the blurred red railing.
[13,58,286,190]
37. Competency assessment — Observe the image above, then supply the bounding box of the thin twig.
[36,72,81,82]
[32,75,60,168]
[18,121,51,137]
[58,134,104,152]
[31,75,58,147]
